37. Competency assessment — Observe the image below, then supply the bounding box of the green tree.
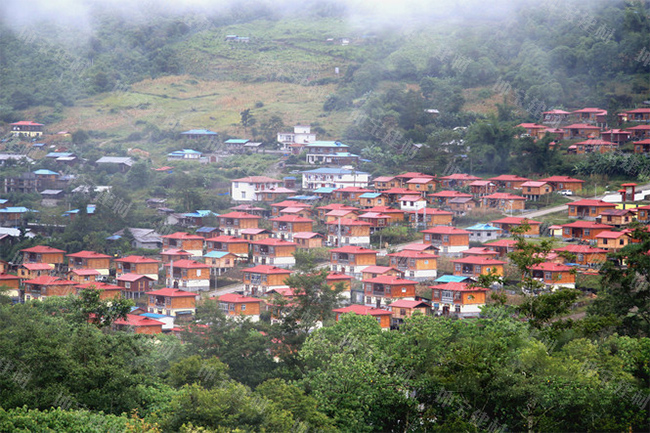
[70,288,133,328]
[240,108,256,134]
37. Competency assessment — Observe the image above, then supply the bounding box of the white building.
[399,195,427,212]
[277,125,317,149]
[231,176,283,202]
[301,167,370,190]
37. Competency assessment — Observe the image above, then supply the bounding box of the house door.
[442,306,450,315]
[261,257,266,265]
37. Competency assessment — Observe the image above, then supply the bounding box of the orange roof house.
[490,217,541,236]
[452,256,506,279]
[66,251,112,276]
[462,247,500,258]
[516,123,547,139]
[316,203,358,221]
[421,226,470,255]
[165,259,210,291]
[427,190,473,206]
[601,129,631,144]
[430,282,489,318]
[530,262,575,290]
[482,192,526,211]
[326,218,372,247]
[23,275,76,301]
[357,212,392,232]
[362,275,418,308]
[488,175,530,190]
[407,208,453,229]
[117,273,155,299]
[242,265,292,296]
[250,238,297,267]
[568,199,617,219]
[160,248,192,264]
[365,206,405,224]
[218,293,262,321]
[571,139,617,154]
[161,232,205,257]
[520,181,553,201]
[361,265,403,281]
[636,205,650,223]
[597,209,636,227]
[332,304,392,329]
[562,221,614,242]
[147,288,197,317]
[626,125,650,140]
[75,282,122,300]
[0,273,20,300]
[388,299,431,326]
[633,139,650,155]
[67,268,101,283]
[468,180,497,197]
[114,314,163,334]
[205,235,249,257]
[372,176,397,190]
[438,173,482,188]
[114,255,160,281]
[595,230,632,251]
[240,228,272,242]
[563,123,602,139]
[538,176,584,192]
[218,212,261,237]
[553,244,607,268]
[324,209,358,222]
[387,250,438,281]
[292,232,324,249]
[484,239,517,257]
[21,245,65,266]
[18,262,54,280]
[329,245,378,277]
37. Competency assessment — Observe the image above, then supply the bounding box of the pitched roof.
[67,250,112,259]
[388,299,431,309]
[362,275,418,285]
[147,288,196,297]
[114,314,164,327]
[452,256,507,265]
[333,304,391,316]
[244,265,292,274]
[24,276,76,286]
[594,230,628,239]
[484,193,525,200]
[362,265,400,274]
[114,255,160,264]
[205,235,249,243]
[232,176,281,183]
[562,221,614,229]
[117,273,155,282]
[491,217,541,225]
[21,245,66,254]
[251,238,298,246]
[161,232,205,240]
[421,226,470,234]
[326,218,372,226]
[539,175,585,183]
[218,293,261,303]
[530,262,573,272]
[429,282,488,292]
[488,174,530,182]
[553,245,607,254]
[465,223,502,231]
[388,250,438,259]
[330,246,378,254]
[218,211,262,219]
[21,263,54,271]
[164,260,210,269]
[570,199,617,207]
[292,232,323,239]
[70,269,101,276]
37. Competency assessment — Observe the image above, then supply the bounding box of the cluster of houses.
[3,105,650,331]
[3,166,646,332]
[520,107,650,155]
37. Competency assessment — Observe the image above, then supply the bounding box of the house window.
[584,229,590,236]
[400,309,406,316]
[455,305,461,313]
[241,304,246,311]
[234,182,239,187]
[241,191,246,198]
[125,282,131,288]
[366,296,371,304]
[433,290,440,298]
[229,304,235,311]
[603,239,608,245]
[455,264,462,272]
[619,239,625,245]
[545,272,552,280]
[197,269,201,277]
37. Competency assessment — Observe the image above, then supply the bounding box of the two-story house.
[218,212,262,237]
[117,273,155,299]
[205,235,250,258]
[250,238,297,267]
[243,265,292,296]
[329,246,378,277]
[387,250,438,281]
[146,288,197,317]
[568,199,617,219]
[66,250,112,276]
[421,226,470,255]
[218,293,262,321]
[22,275,76,301]
[530,262,576,290]
[165,259,211,291]
[332,304,392,329]
[270,215,314,241]
[114,255,160,281]
[326,218,372,247]
[362,275,418,308]
[162,232,205,257]
[452,256,506,280]
[430,282,489,317]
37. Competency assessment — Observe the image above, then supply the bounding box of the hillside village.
[2,105,650,333]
